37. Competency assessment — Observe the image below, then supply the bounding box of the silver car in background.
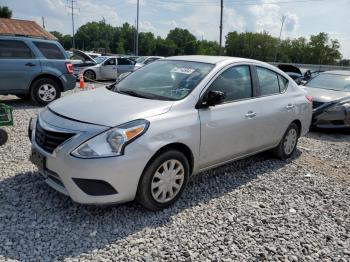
[29,56,312,210]
[134,56,164,70]
[304,70,350,128]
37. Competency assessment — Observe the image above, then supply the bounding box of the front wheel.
[273,123,299,159]
[83,70,96,82]
[136,150,190,211]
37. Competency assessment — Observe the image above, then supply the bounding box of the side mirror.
[206,90,226,107]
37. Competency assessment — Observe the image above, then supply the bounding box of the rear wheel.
[136,150,189,211]
[30,78,61,106]
[273,123,299,159]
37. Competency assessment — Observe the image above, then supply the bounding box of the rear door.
[251,66,295,149]
[0,39,40,92]
[198,64,261,169]
[117,58,135,73]
[101,58,118,79]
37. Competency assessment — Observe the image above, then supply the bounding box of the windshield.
[306,73,350,92]
[113,60,214,100]
[135,56,147,64]
[94,56,108,64]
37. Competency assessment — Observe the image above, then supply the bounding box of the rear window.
[33,42,65,59]
[0,40,33,59]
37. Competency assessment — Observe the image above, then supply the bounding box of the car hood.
[72,50,96,64]
[305,87,350,102]
[48,88,174,127]
[277,64,302,75]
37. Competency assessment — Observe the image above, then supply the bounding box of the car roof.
[0,35,58,43]
[322,70,350,76]
[164,55,259,65]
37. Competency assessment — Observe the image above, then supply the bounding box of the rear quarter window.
[33,42,65,59]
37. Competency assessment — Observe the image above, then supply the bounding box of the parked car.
[0,36,75,105]
[134,56,164,70]
[72,50,135,81]
[304,70,350,128]
[277,64,316,85]
[29,56,312,210]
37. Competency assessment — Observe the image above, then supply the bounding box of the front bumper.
[312,109,350,129]
[30,109,153,205]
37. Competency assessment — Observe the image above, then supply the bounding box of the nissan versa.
[29,56,312,210]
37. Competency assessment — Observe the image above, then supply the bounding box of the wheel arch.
[144,142,195,176]
[291,119,302,137]
[29,74,64,92]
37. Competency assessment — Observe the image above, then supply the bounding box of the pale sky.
[2,0,350,58]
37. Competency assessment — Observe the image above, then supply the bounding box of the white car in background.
[72,50,136,81]
[134,56,164,70]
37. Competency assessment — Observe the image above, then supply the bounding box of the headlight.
[71,119,149,158]
[325,102,350,113]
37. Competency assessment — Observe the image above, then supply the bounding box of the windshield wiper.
[116,89,151,99]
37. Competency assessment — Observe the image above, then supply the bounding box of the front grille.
[35,121,75,153]
[312,101,325,109]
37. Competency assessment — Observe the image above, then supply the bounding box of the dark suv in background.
[0,36,75,105]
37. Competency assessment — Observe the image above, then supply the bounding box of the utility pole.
[219,0,223,55]
[135,0,140,56]
[67,0,78,49]
[42,17,45,29]
[274,15,286,62]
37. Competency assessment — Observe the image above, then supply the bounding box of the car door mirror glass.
[206,90,226,106]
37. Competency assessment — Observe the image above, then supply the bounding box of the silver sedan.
[29,56,312,210]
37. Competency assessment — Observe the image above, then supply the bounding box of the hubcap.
[284,128,297,155]
[38,84,56,102]
[151,159,185,203]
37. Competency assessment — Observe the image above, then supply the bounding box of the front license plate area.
[30,148,46,170]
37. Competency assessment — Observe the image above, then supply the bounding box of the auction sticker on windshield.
[171,67,195,74]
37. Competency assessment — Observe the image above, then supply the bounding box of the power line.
[149,0,324,6]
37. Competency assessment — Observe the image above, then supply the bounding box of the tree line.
[51,20,349,65]
[0,5,348,65]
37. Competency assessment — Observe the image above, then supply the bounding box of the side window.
[256,67,280,96]
[33,42,65,59]
[0,40,32,59]
[105,58,116,66]
[278,75,289,92]
[118,58,132,65]
[208,65,253,103]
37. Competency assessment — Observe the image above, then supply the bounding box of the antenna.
[66,0,79,49]
[42,17,45,29]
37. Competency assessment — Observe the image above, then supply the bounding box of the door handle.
[286,104,295,110]
[245,111,257,118]
[25,62,36,67]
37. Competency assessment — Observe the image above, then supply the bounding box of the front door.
[199,65,260,169]
[0,39,40,92]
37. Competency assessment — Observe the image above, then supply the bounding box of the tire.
[0,129,8,146]
[30,78,61,106]
[273,123,299,160]
[136,150,190,211]
[83,70,96,82]
[16,94,30,100]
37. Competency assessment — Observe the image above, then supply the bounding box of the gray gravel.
[0,87,349,261]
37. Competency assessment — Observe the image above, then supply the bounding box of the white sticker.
[171,67,195,75]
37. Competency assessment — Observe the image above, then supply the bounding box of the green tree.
[139,32,156,55]
[155,37,177,56]
[0,6,12,18]
[50,31,72,50]
[166,28,197,55]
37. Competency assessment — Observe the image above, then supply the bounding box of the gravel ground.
[0,86,349,261]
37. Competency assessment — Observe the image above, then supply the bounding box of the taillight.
[65,62,73,74]
[306,95,313,103]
